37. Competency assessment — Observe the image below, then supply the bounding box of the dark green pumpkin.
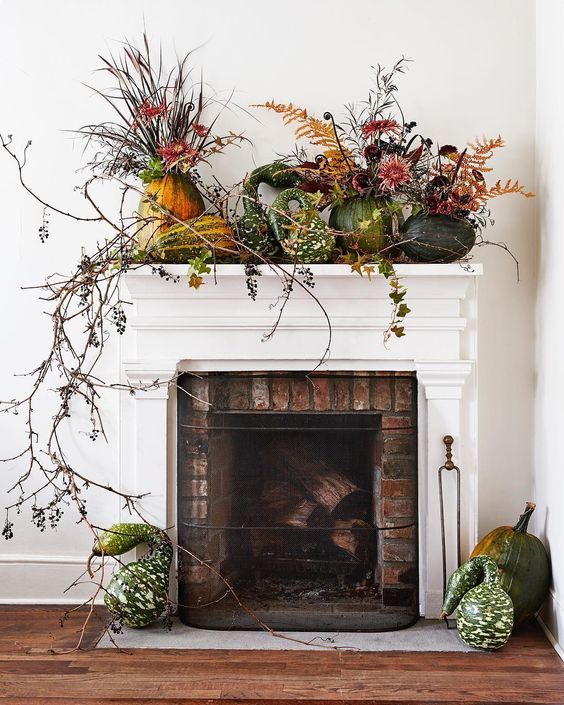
[399,213,476,263]
[470,502,550,627]
[329,196,401,254]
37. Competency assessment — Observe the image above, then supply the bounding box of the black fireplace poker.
[438,434,461,630]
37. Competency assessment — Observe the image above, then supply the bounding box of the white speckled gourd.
[90,523,172,628]
[440,554,514,650]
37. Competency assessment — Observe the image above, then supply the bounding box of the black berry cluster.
[297,266,315,289]
[244,263,261,301]
[151,265,180,283]
[2,519,14,540]
[31,506,46,532]
[110,306,127,334]
[38,211,50,243]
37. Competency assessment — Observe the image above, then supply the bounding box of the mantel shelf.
[127,262,483,279]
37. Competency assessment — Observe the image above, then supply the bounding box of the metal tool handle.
[438,435,461,615]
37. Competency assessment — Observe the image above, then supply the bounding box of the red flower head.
[133,99,168,129]
[362,119,401,140]
[351,170,372,193]
[192,123,208,138]
[377,155,412,193]
[157,140,199,171]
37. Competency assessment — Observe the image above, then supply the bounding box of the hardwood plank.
[0,606,562,704]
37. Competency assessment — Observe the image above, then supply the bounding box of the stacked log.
[249,440,372,561]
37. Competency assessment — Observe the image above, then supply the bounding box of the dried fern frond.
[438,135,534,210]
[478,179,534,200]
[255,101,353,183]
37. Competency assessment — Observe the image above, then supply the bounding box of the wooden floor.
[0,607,562,704]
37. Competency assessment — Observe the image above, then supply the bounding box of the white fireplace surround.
[122,263,481,618]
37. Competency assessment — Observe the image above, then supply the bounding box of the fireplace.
[122,263,479,623]
[177,372,418,631]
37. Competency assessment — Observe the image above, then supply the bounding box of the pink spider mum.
[361,119,401,139]
[157,140,199,170]
[377,155,412,193]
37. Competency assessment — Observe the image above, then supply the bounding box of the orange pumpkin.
[136,174,205,251]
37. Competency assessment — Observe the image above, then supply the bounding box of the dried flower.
[362,119,401,139]
[192,123,208,138]
[439,144,458,157]
[377,155,412,192]
[363,144,381,162]
[157,140,199,171]
[133,100,168,129]
[351,171,372,193]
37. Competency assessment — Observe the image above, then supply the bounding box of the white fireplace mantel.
[121,263,481,617]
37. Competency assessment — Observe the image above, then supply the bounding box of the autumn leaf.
[188,273,205,289]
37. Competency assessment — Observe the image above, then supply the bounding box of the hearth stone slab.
[97,617,476,652]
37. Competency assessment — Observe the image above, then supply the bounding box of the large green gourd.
[398,213,476,262]
[329,195,401,254]
[441,555,514,650]
[90,523,173,628]
[237,162,302,255]
[470,502,550,626]
[268,188,335,263]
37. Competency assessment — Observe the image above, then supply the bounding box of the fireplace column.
[123,363,177,528]
[416,360,474,616]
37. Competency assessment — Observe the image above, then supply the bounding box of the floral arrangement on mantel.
[0,39,533,648]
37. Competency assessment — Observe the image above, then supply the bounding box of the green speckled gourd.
[90,523,172,628]
[441,555,514,650]
[237,162,302,254]
[268,188,335,263]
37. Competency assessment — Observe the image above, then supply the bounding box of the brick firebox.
[177,371,418,631]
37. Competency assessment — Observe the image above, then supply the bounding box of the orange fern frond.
[256,100,353,183]
[481,179,535,200]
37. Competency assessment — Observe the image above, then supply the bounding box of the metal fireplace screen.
[179,403,418,631]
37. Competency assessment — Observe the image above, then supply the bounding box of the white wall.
[0,0,536,602]
[535,0,564,658]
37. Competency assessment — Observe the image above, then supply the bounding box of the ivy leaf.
[397,303,411,318]
[362,265,375,280]
[358,219,372,231]
[188,273,205,289]
[391,325,406,338]
[389,290,406,304]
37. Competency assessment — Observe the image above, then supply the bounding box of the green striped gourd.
[148,215,235,263]
[237,162,302,254]
[441,555,514,650]
[90,523,172,628]
[267,188,335,263]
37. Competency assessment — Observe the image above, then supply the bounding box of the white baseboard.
[0,554,104,604]
[537,589,564,662]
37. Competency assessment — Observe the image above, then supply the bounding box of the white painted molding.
[538,590,564,662]
[0,554,104,604]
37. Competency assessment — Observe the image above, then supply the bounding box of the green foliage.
[139,157,165,184]
[187,249,212,289]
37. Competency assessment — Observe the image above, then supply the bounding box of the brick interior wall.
[177,372,418,614]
